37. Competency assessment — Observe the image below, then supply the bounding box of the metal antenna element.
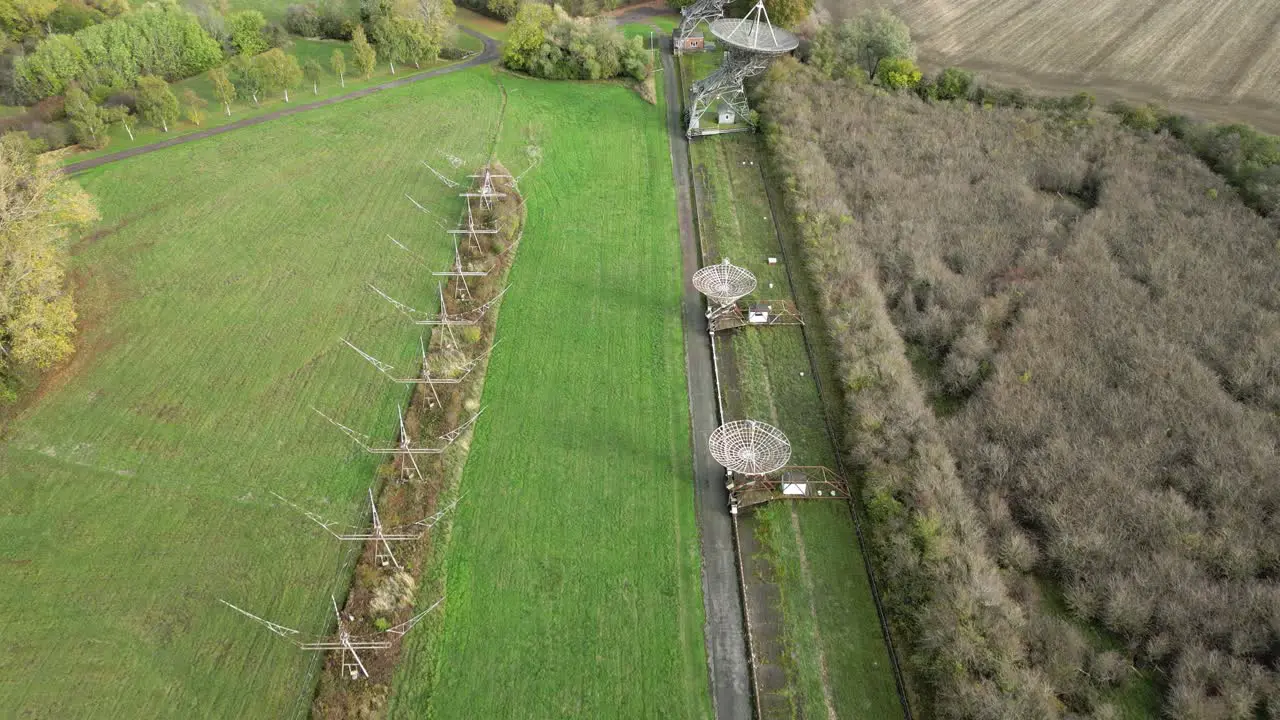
[413,494,464,531]
[438,407,485,444]
[404,193,451,231]
[433,236,489,301]
[686,1,798,137]
[708,420,792,476]
[421,161,460,188]
[447,201,500,254]
[368,283,425,320]
[462,167,512,211]
[384,596,444,637]
[342,338,499,385]
[368,282,504,330]
[386,235,432,268]
[219,599,302,639]
[515,147,541,186]
[465,285,509,323]
[270,489,463,569]
[692,259,757,319]
[219,594,442,681]
[312,405,454,455]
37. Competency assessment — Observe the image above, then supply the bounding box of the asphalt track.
[63,27,499,174]
[660,37,754,720]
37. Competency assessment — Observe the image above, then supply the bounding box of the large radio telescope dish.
[709,420,791,475]
[708,1,798,55]
[693,260,757,306]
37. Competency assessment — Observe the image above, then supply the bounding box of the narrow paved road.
[64,27,499,174]
[661,38,754,720]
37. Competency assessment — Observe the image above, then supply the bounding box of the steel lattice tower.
[687,1,798,137]
[675,0,730,49]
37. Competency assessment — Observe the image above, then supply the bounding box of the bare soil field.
[825,0,1280,133]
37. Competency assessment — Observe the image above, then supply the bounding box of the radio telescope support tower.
[675,0,730,50]
[687,1,798,137]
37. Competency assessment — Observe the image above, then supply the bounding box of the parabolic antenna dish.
[708,8,798,55]
[709,420,791,475]
[693,260,757,306]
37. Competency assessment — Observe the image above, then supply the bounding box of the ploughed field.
[0,67,710,719]
[830,0,1280,130]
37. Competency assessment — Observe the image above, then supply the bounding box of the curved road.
[64,27,499,174]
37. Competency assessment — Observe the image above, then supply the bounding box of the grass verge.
[689,131,903,718]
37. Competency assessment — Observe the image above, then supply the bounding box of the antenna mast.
[271,490,462,569]
[220,595,442,681]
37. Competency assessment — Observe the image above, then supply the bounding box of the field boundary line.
[753,155,914,719]
[62,28,499,175]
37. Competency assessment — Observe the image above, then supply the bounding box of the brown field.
[824,0,1280,132]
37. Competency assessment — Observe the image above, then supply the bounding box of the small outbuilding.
[718,109,736,125]
[747,304,770,324]
[678,34,705,52]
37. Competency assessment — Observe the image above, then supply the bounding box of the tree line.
[0,0,460,151]
[0,132,96,403]
[12,4,223,102]
[502,3,647,81]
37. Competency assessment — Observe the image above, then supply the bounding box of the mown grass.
[689,132,901,718]
[455,7,511,40]
[63,33,485,165]
[388,69,711,719]
[1,68,499,719]
[3,66,710,718]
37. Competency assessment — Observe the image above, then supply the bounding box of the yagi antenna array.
[219,595,443,680]
[271,490,463,569]
[709,420,791,476]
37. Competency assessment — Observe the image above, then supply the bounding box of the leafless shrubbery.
[759,57,1280,718]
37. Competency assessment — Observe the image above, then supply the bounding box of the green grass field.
[1,67,500,719]
[388,71,711,719]
[63,34,485,165]
[455,7,511,40]
[2,66,709,718]
[689,133,902,718]
[618,13,679,43]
